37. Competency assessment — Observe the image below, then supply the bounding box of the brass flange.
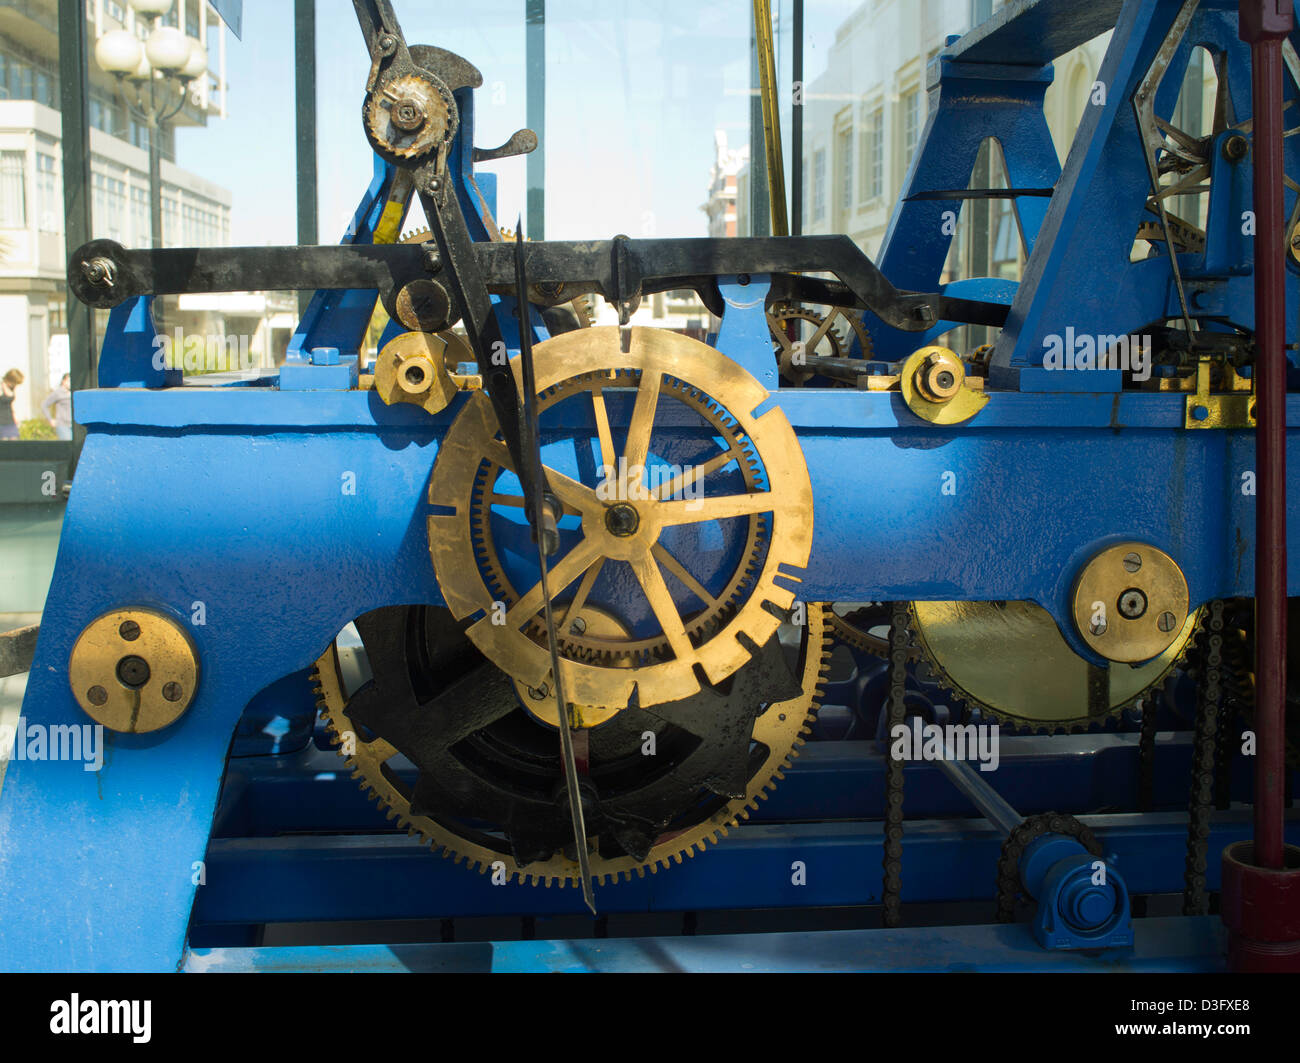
[900,345,988,424]
[68,607,199,732]
[1072,542,1189,663]
[373,330,475,415]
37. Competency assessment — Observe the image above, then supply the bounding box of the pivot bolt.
[116,654,151,689]
[391,96,427,132]
[1118,588,1148,620]
[604,503,640,538]
[81,257,116,288]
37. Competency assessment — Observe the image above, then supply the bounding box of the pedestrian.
[42,372,73,441]
[0,369,23,440]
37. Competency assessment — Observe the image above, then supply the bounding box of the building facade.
[0,0,233,428]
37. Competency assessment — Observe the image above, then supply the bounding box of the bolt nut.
[1223,134,1249,161]
[390,97,427,132]
[81,257,116,288]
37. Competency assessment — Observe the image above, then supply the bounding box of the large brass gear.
[768,302,872,385]
[313,605,830,886]
[428,325,814,710]
[908,600,1201,732]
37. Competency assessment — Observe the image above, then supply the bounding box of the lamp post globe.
[94,29,143,75]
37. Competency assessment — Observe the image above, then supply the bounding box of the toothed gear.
[313,604,829,886]
[768,303,872,386]
[907,600,1203,734]
[364,74,454,161]
[427,325,815,711]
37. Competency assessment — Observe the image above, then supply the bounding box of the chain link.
[1183,598,1224,915]
[882,601,909,928]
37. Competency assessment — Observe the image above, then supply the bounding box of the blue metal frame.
[2,0,1295,972]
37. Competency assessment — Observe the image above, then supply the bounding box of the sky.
[174,0,866,247]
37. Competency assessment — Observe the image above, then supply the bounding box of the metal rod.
[935,741,1022,838]
[296,0,319,316]
[57,0,96,464]
[753,0,788,236]
[791,0,803,236]
[1240,0,1292,872]
[525,0,545,239]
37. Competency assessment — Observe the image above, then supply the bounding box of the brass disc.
[68,607,199,733]
[913,600,1199,729]
[512,606,632,729]
[1073,542,1190,663]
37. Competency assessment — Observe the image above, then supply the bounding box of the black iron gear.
[995,812,1104,923]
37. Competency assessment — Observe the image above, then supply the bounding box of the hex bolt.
[87,685,108,706]
[161,681,184,703]
[118,619,141,641]
[1122,552,1142,573]
[390,97,427,132]
[1157,612,1177,633]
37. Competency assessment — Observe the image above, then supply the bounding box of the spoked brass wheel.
[428,325,814,711]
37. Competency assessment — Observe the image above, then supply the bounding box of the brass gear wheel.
[908,600,1202,732]
[428,325,814,710]
[768,303,872,385]
[313,604,830,886]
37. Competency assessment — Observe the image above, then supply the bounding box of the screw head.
[161,681,184,703]
[569,616,587,636]
[1157,611,1177,633]
[1090,619,1108,636]
[118,619,141,641]
[87,685,108,706]
[1122,552,1142,573]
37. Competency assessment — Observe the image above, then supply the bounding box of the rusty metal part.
[394,278,452,332]
[314,605,830,885]
[68,608,198,733]
[899,346,988,424]
[1072,542,1190,663]
[428,325,815,710]
[365,73,453,161]
[0,624,38,678]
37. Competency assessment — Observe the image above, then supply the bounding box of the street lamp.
[93,0,207,261]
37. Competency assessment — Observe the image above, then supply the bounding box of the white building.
[0,0,236,427]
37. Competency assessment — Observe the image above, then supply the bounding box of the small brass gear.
[428,325,814,710]
[768,303,872,385]
[313,605,830,885]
